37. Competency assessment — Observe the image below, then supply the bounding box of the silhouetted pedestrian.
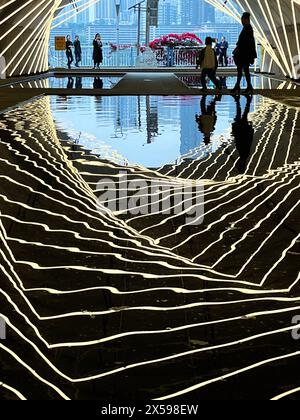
[232,12,257,95]
[93,34,103,69]
[219,37,229,67]
[66,35,73,69]
[215,38,221,58]
[196,37,221,91]
[74,35,82,67]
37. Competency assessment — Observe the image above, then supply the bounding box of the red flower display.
[150,33,203,49]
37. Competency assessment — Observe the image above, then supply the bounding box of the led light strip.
[271,387,300,400]
[205,0,300,78]
[0,381,27,400]
[0,72,299,400]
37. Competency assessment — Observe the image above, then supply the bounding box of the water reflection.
[51,95,261,168]
[67,77,74,89]
[195,95,255,171]
[179,74,297,90]
[75,77,82,89]
[195,95,220,145]
[93,77,104,89]
[220,76,228,90]
[232,96,254,173]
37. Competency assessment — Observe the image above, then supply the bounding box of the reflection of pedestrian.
[232,12,257,95]
[67,76,74,89]
[232,96,254,173]
[219,37,228,67]
[93,77,103,89]
[74,35,82,67]
[75,77,82,89]
[66,35,73,69]
[220,76,227,89]
[196,95,220,145]
[196,37,221,91]
[93,34,103,69]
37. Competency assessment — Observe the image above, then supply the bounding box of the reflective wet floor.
[6,73,297,92]
[7,75,122,89]
[51,95,263,168]
[0,94,299,400]
[178,74,298,90]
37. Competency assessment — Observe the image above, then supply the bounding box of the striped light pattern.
[0,95,299,400]
[0,0,102,77]
[0,0,300,76]
[206,0,300,78]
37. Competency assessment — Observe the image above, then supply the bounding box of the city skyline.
[52,0,238,46]
[58,0,233,26]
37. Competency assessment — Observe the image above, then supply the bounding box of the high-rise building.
[76,7,91,24]
[95,0,116,22]
[203,1,215,23]
[215,10,236,24]
[93,0,135,23]
[159,0,178,26]
[179,0,215,26]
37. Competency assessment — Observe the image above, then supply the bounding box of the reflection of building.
[180,98,202,156]
[146,97,159,144]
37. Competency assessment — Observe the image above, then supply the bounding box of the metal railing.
[49,45,237,68]
[49,45,137,68]
[154,46,235,67]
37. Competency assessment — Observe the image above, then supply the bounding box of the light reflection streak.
[0,92,298,399]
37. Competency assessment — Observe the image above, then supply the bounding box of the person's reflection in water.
[220,76,227,90]
[94,77,103,89]
[196,95,221,145]
[67,77,74,89]
[232,95,254,173]
[75,77,82,89]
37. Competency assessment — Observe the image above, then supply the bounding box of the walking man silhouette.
[231,12,257,95]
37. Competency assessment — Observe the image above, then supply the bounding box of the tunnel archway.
[0,0,299,78]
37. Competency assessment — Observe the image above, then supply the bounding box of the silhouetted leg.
[66,53,72,69]
[201,69,208,89]
[236,65,243,88]
[219,53,223,66]
[244,65,253,89]
[208,69,220,89]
